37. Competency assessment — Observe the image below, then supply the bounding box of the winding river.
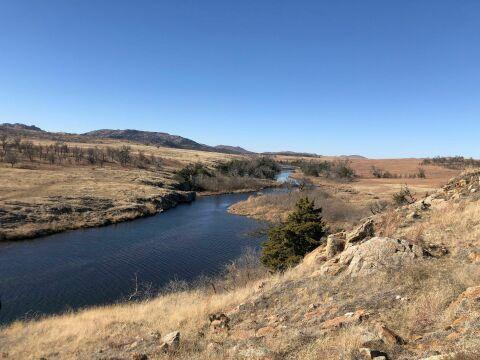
[0,171,291,324]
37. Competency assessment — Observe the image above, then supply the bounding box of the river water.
[0,171,291,324]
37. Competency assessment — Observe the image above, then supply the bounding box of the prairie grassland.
[0,134,244,240]
[229,157,461,226]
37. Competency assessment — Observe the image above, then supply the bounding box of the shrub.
[392,185,416,206]
[174,163,213,191]
[261,197,327,272]
[417,167,426,178]
[330,159,356,181]
[215,157,280,180]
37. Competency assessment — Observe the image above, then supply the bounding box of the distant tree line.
[0,133,162,170]
[422,156,480,170]
[292,159,356,181]
[174,157,281,192]
[371,166,426,179]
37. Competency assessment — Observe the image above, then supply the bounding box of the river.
[0,171,291,324]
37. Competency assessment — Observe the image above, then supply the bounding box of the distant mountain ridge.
[84,129,253,154]
[214,145,253,154]
[0,123,44,132]
[84,129,213,151]
[262,151,321,158]
[0,123,253,155]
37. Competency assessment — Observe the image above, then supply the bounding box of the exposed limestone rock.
[320,309,369,330]
[359,348,389,360]
[345,219,375,247]
[326,233,346,259]
[320,237,424,277]
[160,331,180,351]
[374,322,406,346]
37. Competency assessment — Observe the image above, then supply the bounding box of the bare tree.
[0,134,8,156]
[118,146,131,166]
[22,141,35,162]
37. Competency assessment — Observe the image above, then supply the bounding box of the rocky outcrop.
[326,233,346,259]
[345,219,375,247]
[320,237,424,277]
[160,331,180,352]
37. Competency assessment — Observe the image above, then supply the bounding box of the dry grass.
[403,201,480,255]
[0,135,246,240]
[295,326,364,360]
[229,187,371,232]
[0,284,258,359]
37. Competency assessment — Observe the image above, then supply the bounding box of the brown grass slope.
[1,171,480,359]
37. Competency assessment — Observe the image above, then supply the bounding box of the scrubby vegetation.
[174,157,280,192]
[294,159,356,181]
[371,166,426,179]
[422,156,480,170]
[392,185,417,206]
[261,197,327,272]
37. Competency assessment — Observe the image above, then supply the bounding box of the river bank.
[0,171,292,324]
[0,165,281,242]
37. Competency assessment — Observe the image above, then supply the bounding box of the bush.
[175,157,281,192]
[261,197,327,272]
[295,159,356,181]
[392,185,416,206]
[417,167,426,178]
[215,157,280,180]
[174,163,213,191]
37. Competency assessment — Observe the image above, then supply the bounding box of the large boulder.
[345,219,375,247]
[320,237,424,277]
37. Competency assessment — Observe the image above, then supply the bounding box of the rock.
[209,313,230,331]
[158,342,169,353]
[326,234,345,259]
[256,326,276,337]
[375,323,406,346]
[321,237,424,277]
[161,331,180,351]
[424,243,449,258]
[406,210,421,220]
[301,244,327,268]
[359,347,389,359]
[320,309,368,330]
[345,219,375,246]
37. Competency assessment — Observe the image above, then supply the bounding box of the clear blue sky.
[1,1,479,157]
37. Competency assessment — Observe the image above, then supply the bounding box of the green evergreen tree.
[261,197,326,272]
